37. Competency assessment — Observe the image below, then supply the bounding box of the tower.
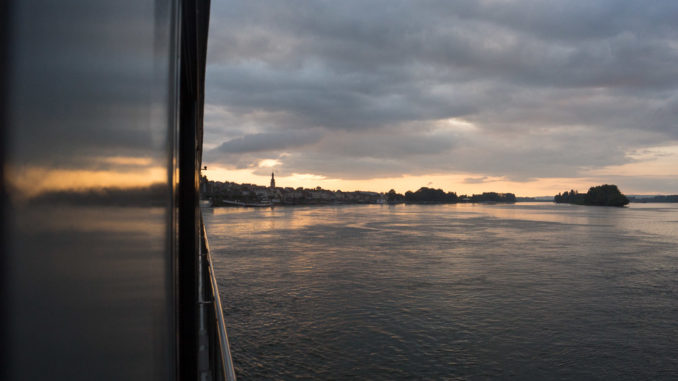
[270,172,275,188]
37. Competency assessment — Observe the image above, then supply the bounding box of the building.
[270,172,276,188]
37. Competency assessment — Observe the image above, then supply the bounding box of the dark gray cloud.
[204,0,678,190]
[211,130,322,154]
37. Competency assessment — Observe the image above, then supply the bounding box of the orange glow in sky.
[204,165,600,197]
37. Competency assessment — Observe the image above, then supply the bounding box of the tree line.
[386,187,516,204]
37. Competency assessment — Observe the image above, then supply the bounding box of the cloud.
[463,176,490,184]
[203,0,678,190]
[210,130,322,154]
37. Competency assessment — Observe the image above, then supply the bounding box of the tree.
[554,184,629,206]
[386,189,397,203]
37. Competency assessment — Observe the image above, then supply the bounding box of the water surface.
[204,203,678,379]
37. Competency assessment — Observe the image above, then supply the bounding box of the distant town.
[201,174,678,208]
[201,172,519,207]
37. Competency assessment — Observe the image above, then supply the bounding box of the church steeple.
[270,172,275,188]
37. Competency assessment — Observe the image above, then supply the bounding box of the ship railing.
[198,217,237,380]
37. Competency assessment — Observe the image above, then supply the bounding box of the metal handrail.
[200,219,237,380]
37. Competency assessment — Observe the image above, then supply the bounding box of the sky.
[203,0,678,196]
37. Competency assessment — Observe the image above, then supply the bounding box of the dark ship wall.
[1,1,229,380]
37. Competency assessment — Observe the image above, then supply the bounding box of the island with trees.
[398,187,515,204]
[554,184,629,207]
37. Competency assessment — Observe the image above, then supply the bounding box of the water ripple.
[205,203,678,380]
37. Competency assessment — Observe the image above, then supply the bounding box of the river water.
[203,203,678,380]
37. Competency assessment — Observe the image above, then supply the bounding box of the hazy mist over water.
[204,203,678,380]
